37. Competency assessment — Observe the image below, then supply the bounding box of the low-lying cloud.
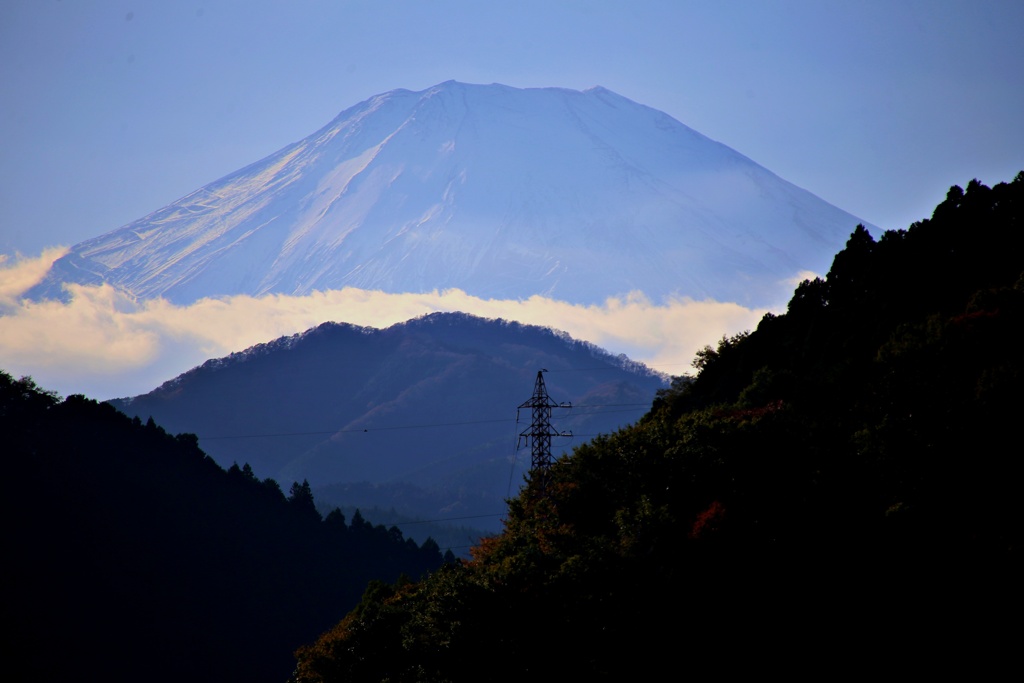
[1,249,775,400]
[0,246,69,309]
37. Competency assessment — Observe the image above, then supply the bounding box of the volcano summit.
[32,82,868,306]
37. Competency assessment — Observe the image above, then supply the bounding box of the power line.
[195,403,651,441]
[198,417,513,440]
[375,512,506,527]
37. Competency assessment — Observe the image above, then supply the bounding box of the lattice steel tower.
[517,370,571,482]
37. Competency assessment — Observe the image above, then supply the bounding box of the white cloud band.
[1,249,771,400]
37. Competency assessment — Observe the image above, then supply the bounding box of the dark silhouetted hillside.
[3,376,444,683]
[290,173,1024,682]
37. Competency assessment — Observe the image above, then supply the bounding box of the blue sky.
[2,0,1022,257]
[1,1,1023,399]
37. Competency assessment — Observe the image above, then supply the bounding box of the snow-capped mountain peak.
[31,81,869,306]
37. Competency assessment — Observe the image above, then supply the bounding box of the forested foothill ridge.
[2,377,449,683]
[290,173,1024,682]
[109,312,669,542]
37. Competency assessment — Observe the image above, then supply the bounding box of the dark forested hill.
[2,375,445,683]
[109,313,667,538]
[290,173,1024,681]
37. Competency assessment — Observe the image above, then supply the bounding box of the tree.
[289,480,320,520]
[350,509,371,533]
[324,508,347,535]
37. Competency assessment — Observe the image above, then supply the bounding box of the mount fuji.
[31,81,869,306]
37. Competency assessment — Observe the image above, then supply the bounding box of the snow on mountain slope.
[31,81,869,306]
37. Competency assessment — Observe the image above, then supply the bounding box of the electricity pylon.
[517,370,571,486]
